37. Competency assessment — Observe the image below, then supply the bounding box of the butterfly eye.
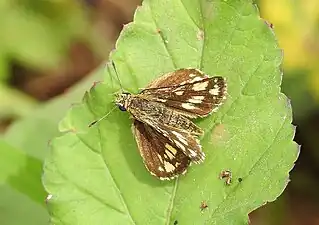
[118,105,126,111]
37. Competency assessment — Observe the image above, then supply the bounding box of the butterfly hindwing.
[132,120,190,180]
[152,122,205,163]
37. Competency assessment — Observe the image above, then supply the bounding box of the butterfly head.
[115,92,131,111]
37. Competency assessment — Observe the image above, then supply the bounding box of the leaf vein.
[97,127,136,224]
[211,3,247,68]
[84,104,136,224]
[148,4,177,69]
[165,178,179,225]
[53,157,128,219]
[179,0,204,69]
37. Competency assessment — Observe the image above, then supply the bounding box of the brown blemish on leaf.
[219,169,232,185]
[197,29,204,41]
[210,123,228,144]
[200,200,208,211]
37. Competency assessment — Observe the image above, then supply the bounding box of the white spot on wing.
[193,96,205,100]
[165,144,177,154]
[175,91,184,95]
[181,103,196,110]
[180,138,189,146]
[191,77,204,83]
[209,88,220,95]
[189,149,197,157]
[188,98,202,104]
[172,131,183,139]
[174,140,185,151]
[193,81,209,91]
[157,154,164,163]
[180,81,186,85]
[164,161,176,172]
[157,98,167,102]
[165,150,175,160]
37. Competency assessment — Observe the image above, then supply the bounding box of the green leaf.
[43,0,299,224]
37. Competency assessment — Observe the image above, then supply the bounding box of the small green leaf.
[43,0,299,224]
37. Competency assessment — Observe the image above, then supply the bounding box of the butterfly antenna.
[88,106,117,127]
[111,61,124,92]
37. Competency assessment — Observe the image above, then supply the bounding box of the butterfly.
[112,68,227,180]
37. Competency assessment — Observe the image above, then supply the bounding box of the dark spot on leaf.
[200,200,208,211]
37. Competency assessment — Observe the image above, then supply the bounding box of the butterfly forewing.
[145,68,206,88]
[141,69,227,117]
[132,120,190,180]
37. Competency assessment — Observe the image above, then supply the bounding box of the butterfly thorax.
[121,94,203,136]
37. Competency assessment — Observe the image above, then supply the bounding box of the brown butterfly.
[91,67,227,180]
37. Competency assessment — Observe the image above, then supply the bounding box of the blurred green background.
[0,0,318,224]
